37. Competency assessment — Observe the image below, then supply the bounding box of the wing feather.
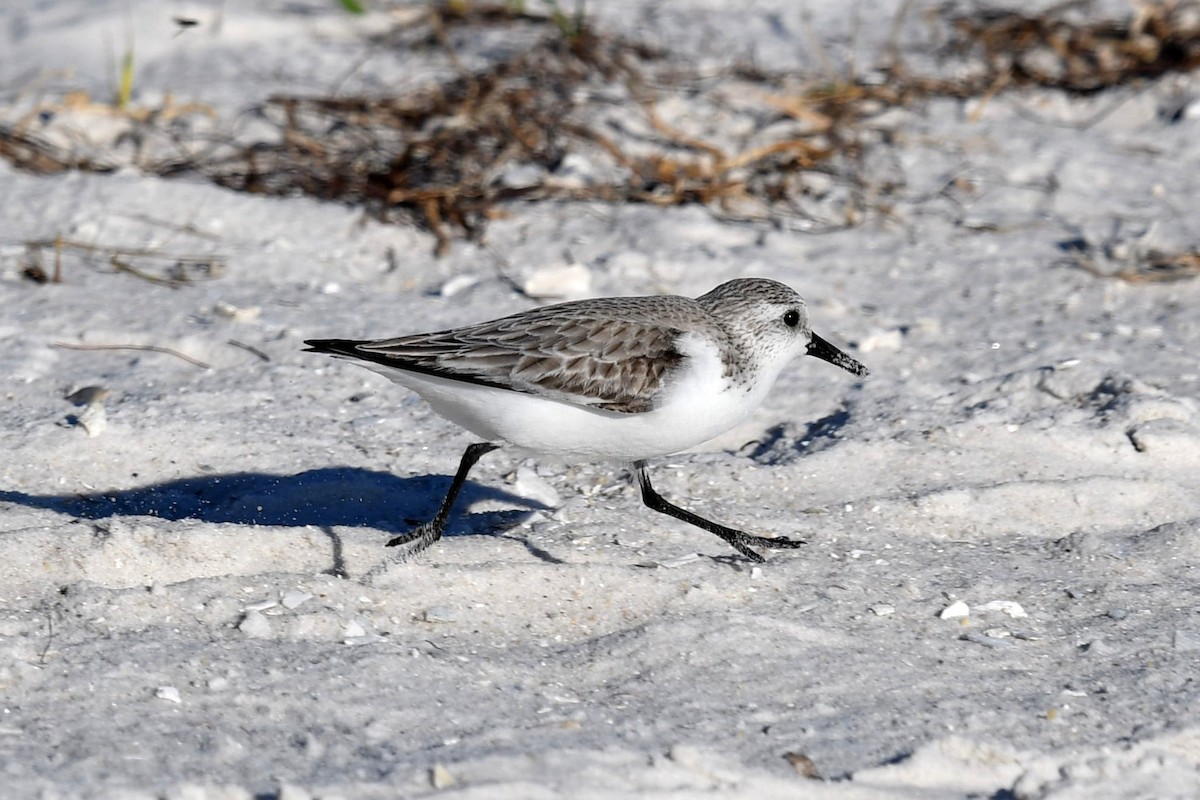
[306,296,717,414]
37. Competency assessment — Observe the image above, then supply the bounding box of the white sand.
[2,1,1200,798]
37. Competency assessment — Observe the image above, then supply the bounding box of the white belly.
[383,371,756,461]
[358,335,771,462]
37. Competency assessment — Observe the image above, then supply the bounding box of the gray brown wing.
[311,300,704,413]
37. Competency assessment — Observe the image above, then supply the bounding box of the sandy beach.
[2,1,1199,797]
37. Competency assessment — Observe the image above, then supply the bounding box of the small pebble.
[655,553,702,569]
[963,631,1015,649]
[440,274,480,298]
[1106,608,1129,620]
[281,591,313,610]
[344,634,386,647]
[514,464,561,509]
[498,161,545,189]
[423,606,457,623]
[243,599,277,613]
[870,604,896,617]
[940,600,970,619]
[552,153,597,188]
[782,752,822,779]
[77,403,107,437]
[857,328,903,353]
[156,686,182,704]
[977,600,1028,618]
[430,763,455,789]
[343,619,366,639]
[213,302,260,323]
[1172,628,1200,652]
[238,610,272,638]
[522,263,591,299]
[65,385,111,406]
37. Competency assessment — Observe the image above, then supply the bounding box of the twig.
[39,608,54,666]
[25,237,225,264]
[228,339,270,361]
[111,256,180,287]
[52,341,212,369]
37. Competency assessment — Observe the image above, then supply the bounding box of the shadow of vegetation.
[0,466,545,535]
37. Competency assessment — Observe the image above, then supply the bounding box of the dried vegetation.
[942,0,1200,94]
[2,1,1198,261]
[19,235,226,288]
[190,3,875,254]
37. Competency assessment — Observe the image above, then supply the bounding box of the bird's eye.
[783,309,800,328]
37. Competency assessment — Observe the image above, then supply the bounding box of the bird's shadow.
[0,466,544,537]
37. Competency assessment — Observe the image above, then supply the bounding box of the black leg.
[635,463,806,563]
[387,442,500,555]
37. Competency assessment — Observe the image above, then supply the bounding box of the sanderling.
[305,277,867,562]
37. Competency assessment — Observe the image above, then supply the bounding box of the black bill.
[807,333,869,377]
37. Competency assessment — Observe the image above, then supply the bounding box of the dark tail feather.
[303,338,367,357]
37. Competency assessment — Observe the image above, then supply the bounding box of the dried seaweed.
[181,5,866,254]
[1060,223,1200,282]
[1073,245,1200,282]
[944,0,1200,95]
[2,1,1198,256]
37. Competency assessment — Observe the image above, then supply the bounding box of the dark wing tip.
[304,337,442,379]
[303,338,367,356]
